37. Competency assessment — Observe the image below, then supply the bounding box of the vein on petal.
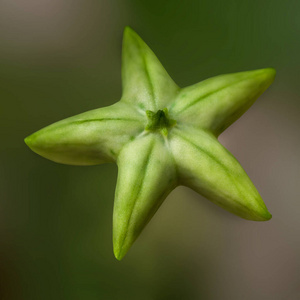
[118,138,155,256]
[177,72,262,113]
[135,39,157,110]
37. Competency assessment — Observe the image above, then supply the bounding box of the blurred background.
[0,0,299,299]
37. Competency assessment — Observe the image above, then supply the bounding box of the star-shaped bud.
[25,27,276,260]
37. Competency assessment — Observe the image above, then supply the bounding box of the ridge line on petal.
[141,53,157,109]
[117,138,155,256]
[125,28,157,110]
[69,117,142,125]
[177,69,274,114]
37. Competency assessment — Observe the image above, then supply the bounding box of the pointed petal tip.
[123,26,137,38]
[124,25,134,32]
[24,135,30,146]
[123,26,138,47]
[123,26,145,47]
[114,251,124,261]
[24,132,43,153]
[262,210,272,221]
[24,134,35,150]
[249,208,272,222]
[113,226,135,261]
[264,67,276,76]
[242,67,276,94]
[261,67,276,81]
[253,67,276,84]
[241,67,276,81]
[113,243,127,261]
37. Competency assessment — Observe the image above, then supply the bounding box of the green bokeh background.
[1,1,299,299]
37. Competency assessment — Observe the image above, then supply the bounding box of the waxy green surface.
[25,27,275,260]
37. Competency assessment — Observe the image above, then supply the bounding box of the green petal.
[113,134,177,260]
[169,126,272,221]
[121,27,179,111]
[170,68,276,136]
[25,102,144,165]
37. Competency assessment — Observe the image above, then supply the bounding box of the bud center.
[145,108,176,136]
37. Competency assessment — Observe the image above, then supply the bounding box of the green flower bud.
[25,26,275,260]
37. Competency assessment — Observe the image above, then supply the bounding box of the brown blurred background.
[0,0,299,299]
